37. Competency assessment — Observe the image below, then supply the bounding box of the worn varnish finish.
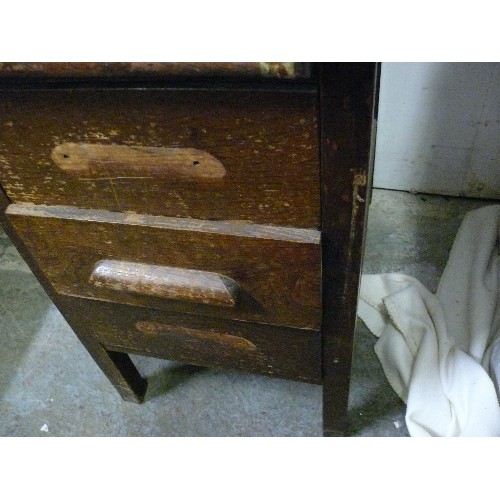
[5,202,321,242]
[0,62,311,80]
[6,203,322,330]
[63,297,322,383]
[90,260,241,308]
[135,322,257,352]
[52,143,227,180]
[0,63,379,436]
[320,64,378,436]
[0,89,319,228]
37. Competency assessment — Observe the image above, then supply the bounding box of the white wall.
[374,63,500,199]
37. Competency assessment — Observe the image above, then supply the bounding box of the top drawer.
[0,88,319,228]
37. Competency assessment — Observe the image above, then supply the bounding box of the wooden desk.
[0,62,378,436]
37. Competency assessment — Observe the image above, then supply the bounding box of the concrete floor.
[0,189,495,436]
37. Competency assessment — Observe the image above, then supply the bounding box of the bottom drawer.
[63,296,322,383]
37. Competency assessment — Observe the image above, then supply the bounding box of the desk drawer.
[6,203,321,330]
[62,296,322,383]
[0,88,319,228]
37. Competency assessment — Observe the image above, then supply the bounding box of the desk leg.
[0,196,147,404]
[319,63,379,436]
[75,334,147,403]
[55,295,148,403]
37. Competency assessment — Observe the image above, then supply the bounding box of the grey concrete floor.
[0,189,495,436]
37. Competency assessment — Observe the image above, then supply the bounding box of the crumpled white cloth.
[357,205,500,436]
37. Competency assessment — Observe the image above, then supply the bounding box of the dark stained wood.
[0,62,311,80]
[0,88,319,228]
[61,296,322,383]
[320,63,379,436]
[0,63,379,435]
[6,203,322,330]
[52,143,227,180]
[104,349,148,403]
[0,184,9,210]
[90,260,241,308]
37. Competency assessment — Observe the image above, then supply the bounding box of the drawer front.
[0,88,319,228]
[62,296,322,383]
[6,203,321,330]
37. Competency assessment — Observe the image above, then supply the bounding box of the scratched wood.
[135,322,257,351]
[52,143,226,179]
[0,88,319,228]
[320,63,379,436]
[6,202,321,242]
[0,62,311,80]
[0,64,378,435]
[6,203,322,330]
[90,260,241,308]
[62,296,322,383]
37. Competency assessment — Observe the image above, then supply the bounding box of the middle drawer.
[6,203,321,330]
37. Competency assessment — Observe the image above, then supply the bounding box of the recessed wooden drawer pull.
[89,260,239,307]
[135,321,257,351]
[52,143,226,180]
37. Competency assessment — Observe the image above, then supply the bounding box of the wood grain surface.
[51,142,226,180]
[6,203,322,330]
[0,88,319,228]
[135,321,257,351]
[0,64,379,436]
[90,260,240,308]
[63,296,322,383]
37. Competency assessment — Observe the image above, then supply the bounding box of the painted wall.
[374,63,500,199]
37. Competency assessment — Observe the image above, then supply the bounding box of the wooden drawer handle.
[135,321,257,352]
[89,259,240,307]
[52,142,226,180]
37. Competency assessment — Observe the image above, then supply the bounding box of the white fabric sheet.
[357,205,500,436]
